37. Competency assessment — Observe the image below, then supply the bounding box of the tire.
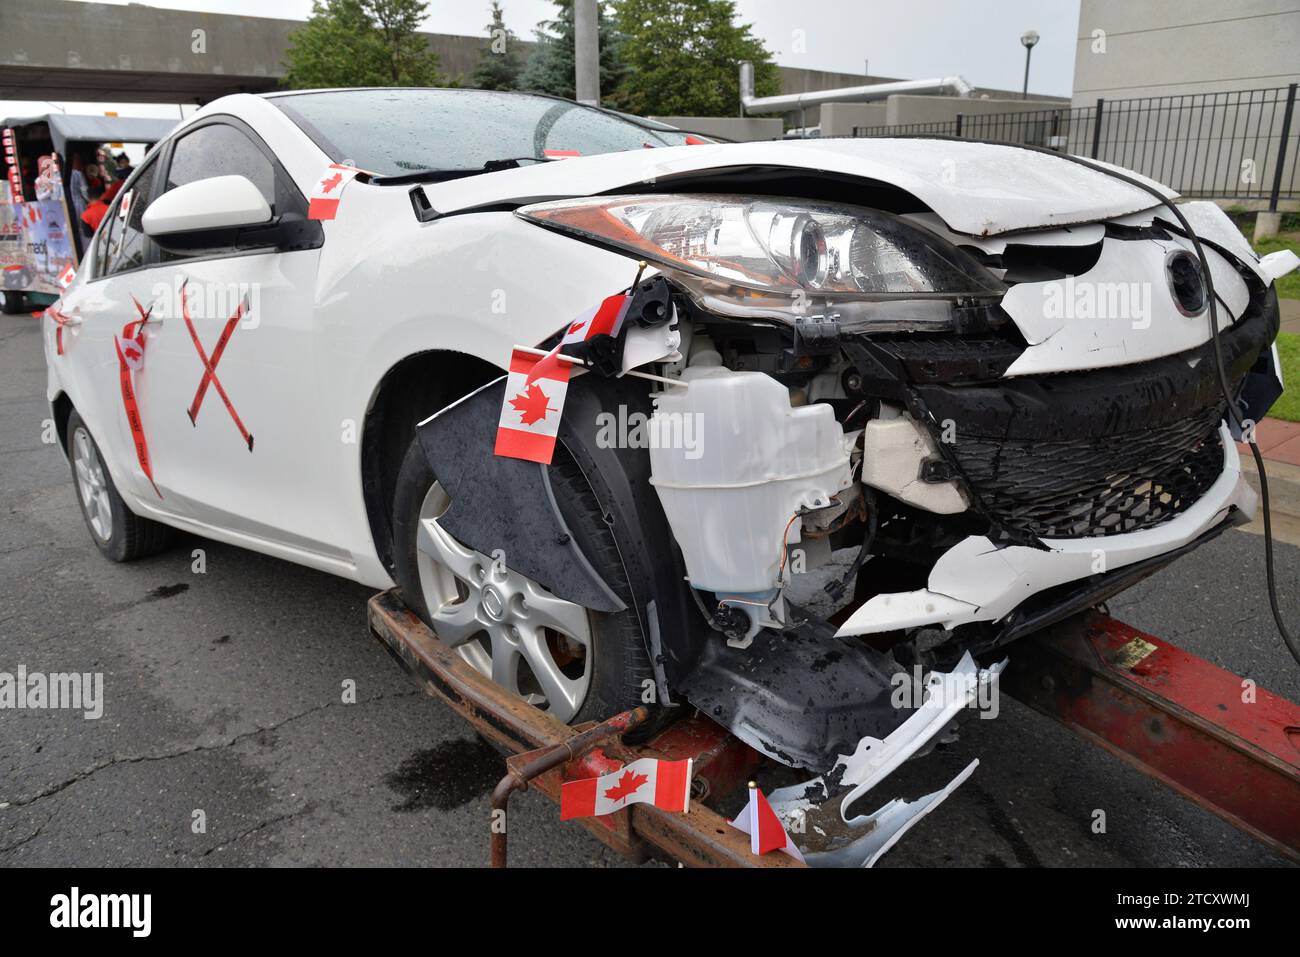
[1,291,26,315]
[391,437,656,725]
[66,409,175,562]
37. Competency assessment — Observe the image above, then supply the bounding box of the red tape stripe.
[115,316,161,499]
[180,285,254,452]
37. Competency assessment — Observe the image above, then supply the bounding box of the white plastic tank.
[649,368,853,594]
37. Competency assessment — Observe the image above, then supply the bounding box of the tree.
[518,1,624,101]
[470,2,523,91]
[284,0,443,89]
[607,0,780,116]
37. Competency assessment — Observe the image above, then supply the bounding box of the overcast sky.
[1,0,1081,120]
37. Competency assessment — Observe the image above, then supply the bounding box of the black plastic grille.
[950,404,1226,539]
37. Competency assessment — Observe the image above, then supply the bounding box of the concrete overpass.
[1,0,1060,113]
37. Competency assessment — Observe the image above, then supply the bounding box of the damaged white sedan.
[48,89,1296,829]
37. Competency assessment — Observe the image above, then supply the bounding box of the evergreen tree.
[518,1,624,101]
[470,2,523,91]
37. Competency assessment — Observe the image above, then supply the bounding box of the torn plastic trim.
[766,652,1005,815]
[760,653,1004,865]
[795,759,979,868]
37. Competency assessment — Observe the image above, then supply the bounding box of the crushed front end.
[428,186,1289,864]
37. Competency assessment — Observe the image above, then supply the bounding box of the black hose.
[900,135,1300,668]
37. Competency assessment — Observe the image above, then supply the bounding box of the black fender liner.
[417,368,910,770]
[414,373,708,689]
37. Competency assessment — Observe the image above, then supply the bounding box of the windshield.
[272,88,691,176]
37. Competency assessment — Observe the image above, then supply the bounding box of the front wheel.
[390,438,655,725]
[66,409,175,562]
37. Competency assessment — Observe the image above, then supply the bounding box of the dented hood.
[419,137,1174,237]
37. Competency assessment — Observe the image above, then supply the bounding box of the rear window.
[272,88,687,176]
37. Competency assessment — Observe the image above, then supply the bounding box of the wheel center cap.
[481,585,506,621]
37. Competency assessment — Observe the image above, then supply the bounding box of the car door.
[59,149,192,515]
[97,117,336,558]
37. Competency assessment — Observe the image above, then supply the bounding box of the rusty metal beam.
[1001,611,1300,862]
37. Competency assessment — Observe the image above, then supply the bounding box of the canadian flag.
[494,348,571,464]
[118,189,133,221]
[730,783,805,862]
[560,757,693,820]
[526,292,632,385]
[58,264,76,289]
[308,163,363,221]
[115,335,145,371]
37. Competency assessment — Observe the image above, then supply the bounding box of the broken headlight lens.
[517,194,1004,301]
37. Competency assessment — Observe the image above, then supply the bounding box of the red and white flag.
[495,348,571,464]
[526,292,632,384]
[560,757,692,821]
[115,335,145,371]
[308,163,363,221]
[57,264,76,289]
[730,784,805,862]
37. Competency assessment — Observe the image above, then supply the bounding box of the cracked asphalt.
[2,311,1298,868]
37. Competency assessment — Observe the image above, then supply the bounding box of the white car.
[46,88,1292,770]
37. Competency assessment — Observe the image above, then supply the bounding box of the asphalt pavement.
[2,310,1297,867]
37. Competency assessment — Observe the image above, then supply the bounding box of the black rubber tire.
[66,409,175,562]
[391,437,656,725]
[0,291,27,315]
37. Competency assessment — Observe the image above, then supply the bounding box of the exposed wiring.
[905,135,1300,669]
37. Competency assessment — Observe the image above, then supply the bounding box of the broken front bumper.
[837,424,1255,637]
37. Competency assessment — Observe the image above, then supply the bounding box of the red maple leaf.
[603,769,648,803]
[319,171,344,194]
[508,382,554,426]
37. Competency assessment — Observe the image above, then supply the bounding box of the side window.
[158,122,300,262]
[164,123,276,209]
[101,159,159,277]
[94,199,118,278]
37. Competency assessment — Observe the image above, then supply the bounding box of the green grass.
[1270,331,1300,423]
[1253,235,1300,301]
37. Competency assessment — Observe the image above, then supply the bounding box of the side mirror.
[142,174,276,252]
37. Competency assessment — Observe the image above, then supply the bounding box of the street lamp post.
[1021,30,1039,100]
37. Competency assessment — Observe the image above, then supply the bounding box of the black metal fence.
[853,84,1299,209]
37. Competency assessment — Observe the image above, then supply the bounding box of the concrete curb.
[1238,454,1300,546]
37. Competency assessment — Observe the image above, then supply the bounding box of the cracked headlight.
[518,194,1004,328]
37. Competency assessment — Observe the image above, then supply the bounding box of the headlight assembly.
[517,194,1005,330]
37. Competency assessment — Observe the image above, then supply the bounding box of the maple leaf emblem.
[603,769,648,803]
[508,381,554,426]
[319,171,344,194]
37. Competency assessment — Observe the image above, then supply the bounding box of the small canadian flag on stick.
[495,348,572,464]
[560,757,693,820]
[730,782,805,862]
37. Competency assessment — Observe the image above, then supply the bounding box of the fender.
[415,373,709,690]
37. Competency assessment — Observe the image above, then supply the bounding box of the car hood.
[417,137,1175,237]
